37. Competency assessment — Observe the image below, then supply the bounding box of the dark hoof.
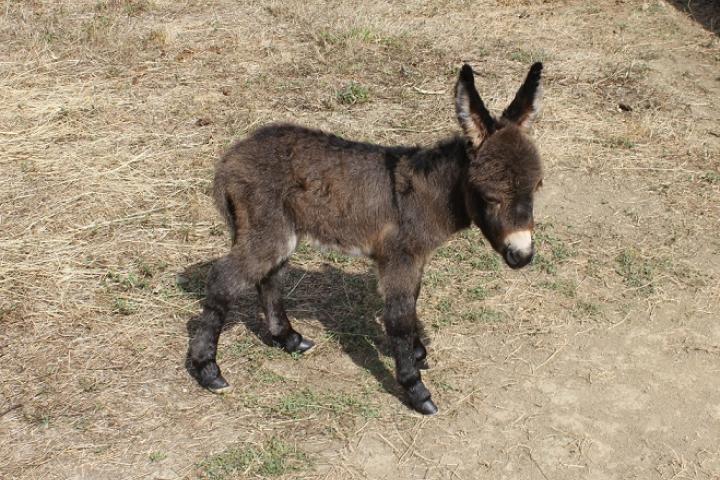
[413,398,438,416]
[405,380,436,415]
[296,338,316,354]
[207,375,232,394]
[197,361,231,393]
[272,332,315,354]
[416,358,430,370]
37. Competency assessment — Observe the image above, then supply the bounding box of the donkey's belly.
[293,208,380,258]
[285,176,395,258]
[303,233,368,257]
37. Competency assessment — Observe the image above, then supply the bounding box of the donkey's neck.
[401,135,472,239]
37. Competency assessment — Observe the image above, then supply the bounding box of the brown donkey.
[189,63,544,415]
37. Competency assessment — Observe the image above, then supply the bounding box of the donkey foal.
[189,63,545,415]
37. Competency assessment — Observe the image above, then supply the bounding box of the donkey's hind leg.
[188,254,252,393]
[257,260,315,354]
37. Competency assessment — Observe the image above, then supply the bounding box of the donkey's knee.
[205,255,251,309]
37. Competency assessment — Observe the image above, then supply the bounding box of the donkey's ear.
[502,62,543,130]
[455,64,496,148]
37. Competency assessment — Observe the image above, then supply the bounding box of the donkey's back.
[214,123,415,261]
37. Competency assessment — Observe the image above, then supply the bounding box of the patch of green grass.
[222,339,282,362]
[432,307,504,328]
[82,14,114,44]
[423,270,446,289]
[326,326,378,355]
[276,390,320,417]
[0,303,18,321]
[149,451,167,462]
[509,49,547,63]
[316,26,407,50]
[585,258,602,278]
[124,0,152,16]
[42,30,58,44]
[603,136,636,149]
[38,415,50,428]
[700,171,720,184]
[538,278,577,298]
[434,379,460,393]
[535,227,573,262]
[137,259,165,277]
[436,298,453,314]
[198,437,308,479]
[258,438,308,476]
[294,241,312,255]
[615,249,655,293]
[602,62,651,86]
[458,227,485,243]
[533,253,557,275]
[533,225,574,275]
[434,245,457,260]
[275,389,379,419]
[574,300,601,319]
[323,250,354,265]
[583,5,602,14]
[645,2,664,15]
[113,297,137,315]
[79,377,99,393]
[622,208,640,225]
[143,28,167,48]
[319,27,374,45]
[95,0,153,16]
[466,285,489,301]
[638,50,660,62]
[336,82,369,105]
[209,223,225,236]
[252,368,286,385]
[106,271,149,290]
[470,251,501,272]
[20,159,36,173]
[440,232,493,264]
[203,449,255,477]
[459,307,505,324]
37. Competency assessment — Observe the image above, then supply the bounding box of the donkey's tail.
[212,175,238,245]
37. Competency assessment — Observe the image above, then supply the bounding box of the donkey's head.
[455,62,544,269]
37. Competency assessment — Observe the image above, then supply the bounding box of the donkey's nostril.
[504,249,519,268]
[504,245,534,269]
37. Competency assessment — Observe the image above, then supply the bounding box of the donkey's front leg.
[412,281,429,370]
[384,293,437,414]
[380,259,437,415]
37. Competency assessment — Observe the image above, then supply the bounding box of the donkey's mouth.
[503,245,535,269]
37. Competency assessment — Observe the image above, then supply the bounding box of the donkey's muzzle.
[504,244,535,269]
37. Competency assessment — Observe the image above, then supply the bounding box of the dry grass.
[1,0,720,479]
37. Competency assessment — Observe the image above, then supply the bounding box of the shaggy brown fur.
[189,63,544,415]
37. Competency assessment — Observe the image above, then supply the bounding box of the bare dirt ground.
[1,1,719,479]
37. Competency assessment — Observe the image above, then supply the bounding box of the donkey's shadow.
[180,259,427,404]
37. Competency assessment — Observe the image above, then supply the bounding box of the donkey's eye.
[481,193,502,205]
